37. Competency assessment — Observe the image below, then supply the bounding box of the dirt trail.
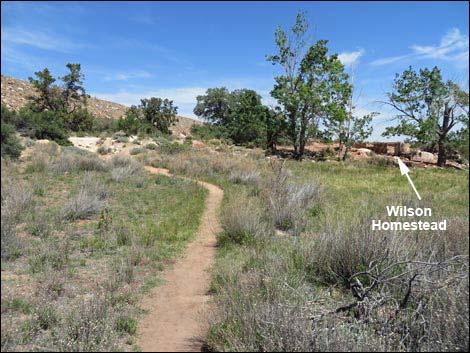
[137,165,223,352]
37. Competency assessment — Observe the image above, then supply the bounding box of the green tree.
[60,63,86,113]
[117,106,144,135]
[266,11,308,158]
[193,88,270,146]
[28,68,61,112]
[28,64,93,133]
[193,87,232,125]
[265,107,286,154]
[268,12,351,159]
[383,66,469,166]
[228,89,267,145]
[325,68,376,160]
[138,97,178,135]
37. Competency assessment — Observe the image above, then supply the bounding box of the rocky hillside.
[1,75,201,136]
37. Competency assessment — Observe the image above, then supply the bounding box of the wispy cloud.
[103,70,153,82]
[1,46,43,71]
[370,28,469,68]
[92,87,208,119]
[1,27,87,53]
[92,87,207,107]
[338,49,364,67]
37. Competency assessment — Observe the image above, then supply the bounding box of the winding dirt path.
[137,166,223,352]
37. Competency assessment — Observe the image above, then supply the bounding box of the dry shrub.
[1,215,21,260]
[28,239,71,273]
[220,194,273,245]
[25,142,60,172]
[33,141,60,156]
[1,181,34,260]
[27,153,51,173]
[263,166,322,235]
[50,152,108,174]
[159,150,262,179]
[1,180,34,221]
[304,213,469,351]
[75,155,109,172]
[208,236,389,352]
[53,295,118,352]
[110,156,143,182]
[228,169,260,186]
[61,176,107,221]
[308,218,402,285]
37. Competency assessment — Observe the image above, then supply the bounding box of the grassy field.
[2,141,468,352]
[1,143,207,351]
[147,146,469,352]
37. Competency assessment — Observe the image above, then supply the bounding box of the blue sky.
[1,1,469,140]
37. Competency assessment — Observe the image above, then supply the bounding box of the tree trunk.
[437,102,451,167]
[343,144,351,161]
[297,113,308,160]
[338,140,344,160]
[437,137,446,167]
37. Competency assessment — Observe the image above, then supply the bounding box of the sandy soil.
[136,166,223,352]
[68,137,102,152]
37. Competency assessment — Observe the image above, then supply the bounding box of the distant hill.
[1,75,202,136]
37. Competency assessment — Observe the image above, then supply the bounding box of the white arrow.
[396,157,421,200]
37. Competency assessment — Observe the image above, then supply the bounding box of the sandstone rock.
[412,150,436,163]
[357,148,373,156]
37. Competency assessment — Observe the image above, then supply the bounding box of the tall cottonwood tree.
[383,66,469,166]
[266,11,308,158]
[267,12,351,159]
[325,67,376,160]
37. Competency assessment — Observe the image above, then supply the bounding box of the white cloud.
[338,49,364,67]
[92,87,207,109]
[369,54,410,66]
[370,28,469,68]
[103,70,153,82]
[1,27,86,53]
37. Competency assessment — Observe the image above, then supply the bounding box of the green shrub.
[2,298,33,314]
[190,123,229,141]
[19,108,71,145]
[63,109,94,132]
[28,244,70,273]
[116,136,129,143]
[115,316,137,335]
[130,147,147,155]
[92,117,118,133]
[116,113,141,135]
[1,119,24,159]
[24,137,36,147]
[113,130,127,139]
[145,143,158,150]
[35,304,59,330]
[158,141,190,155]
